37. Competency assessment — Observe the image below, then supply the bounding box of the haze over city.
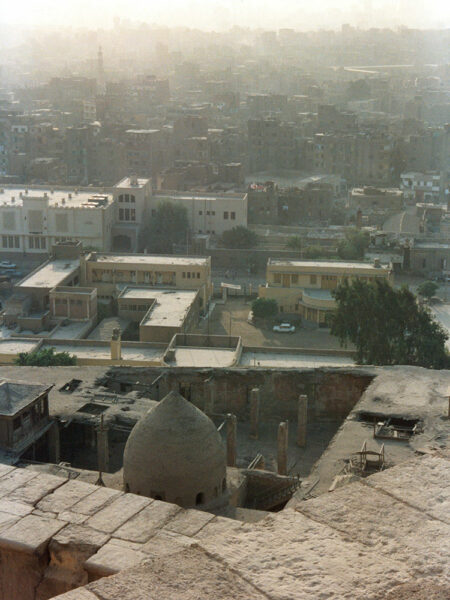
[2,0,449,30]
[0,2,449,599]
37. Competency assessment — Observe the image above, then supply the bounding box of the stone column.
[226,413,237,467]
[249,387,260,439]
[277,421,288,476]
[97,418,109,474]
[110,327,121,361]
[204,379,215,415]
[48,421,60,464]
[297,394,308,448]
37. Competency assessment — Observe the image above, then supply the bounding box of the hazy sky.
[2,0,449,30]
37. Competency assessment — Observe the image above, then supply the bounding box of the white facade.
[151,191,248,236]
[0,187,115,254]
[400,171,442,203]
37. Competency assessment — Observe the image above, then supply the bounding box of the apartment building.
[0,186,115,254]
[259,258,393,324]
[348,187,404,212]
[81,252,212,307]
[400,171,442,203]
[151,191,248,236]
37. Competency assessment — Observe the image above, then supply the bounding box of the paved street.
[431,303,450,350]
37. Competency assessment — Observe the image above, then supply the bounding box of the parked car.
[273,322,296,333]
[0,261,16,269]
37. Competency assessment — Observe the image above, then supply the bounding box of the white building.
[400,171,442,203]
[0,176,247,256]
[0,186,115,254]
[151,191,248,236]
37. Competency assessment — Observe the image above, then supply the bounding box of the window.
[223,211,229,219]
[197,272,200,279]
[211,211,215,216]
[206,210,210,215]
[29,236,46,249]
[187,272,191,278]
[182,272,186,278]
[199,210,203,215]
[119,208,136,221]
[310,274,317,284]
[274,273,281,284]
[196,492,204,505]
[2,235,19,249]
[291,274,298,284]
[231,211,236,220]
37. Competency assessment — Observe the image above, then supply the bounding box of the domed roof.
[123,391,227,508]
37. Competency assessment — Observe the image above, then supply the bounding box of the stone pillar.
[222,285,227,302]
[204,379,215,415]
[226,413,237,467]
[48,421,60,464]
[96,419,109,474]
[297,394,308,448]
[277,421,288,476]
[110,327,121,361]
[249,387,260,439]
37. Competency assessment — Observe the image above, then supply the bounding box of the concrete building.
[111,176,151,252]
[400,171,442,203]
[117,287,201,343]
[348,187,404,212]
[81,252,212,308]
[406,241,450,277]
[0,186,114,254]
[259,258,393,323]
[151,191,248,236]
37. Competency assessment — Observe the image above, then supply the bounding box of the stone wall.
[106,367,374,423]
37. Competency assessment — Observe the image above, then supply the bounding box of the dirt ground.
[194,297,350,351]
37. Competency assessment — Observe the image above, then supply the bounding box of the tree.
[302,245,329,259]
[221,226,258,249]
[337,230,370,260]
[286,236,302,251]
[330,278,449,368]
[15,348,77,366]
[417,281,439,300]
[251,298,278,319]
[141,202,189,253]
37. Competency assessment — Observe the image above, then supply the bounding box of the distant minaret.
[97,46,105,94]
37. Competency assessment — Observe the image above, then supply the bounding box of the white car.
[273,322,296,333]
[0,261,16,269]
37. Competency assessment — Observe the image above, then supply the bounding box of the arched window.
[196,492,204,505]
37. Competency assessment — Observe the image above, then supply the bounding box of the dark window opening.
[222,478,227,492]
[196,492,204,505]
[59,379,82,393]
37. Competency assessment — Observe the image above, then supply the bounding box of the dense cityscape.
[0,7,448,600]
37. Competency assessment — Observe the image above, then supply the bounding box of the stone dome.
[123,391,227,508]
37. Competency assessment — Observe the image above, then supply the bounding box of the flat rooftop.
[0,339,40,355]
[140,290,198,328]
[0,188,113,209]
[90,253,209,267]
[154,192,246,201]
[17,259,80,289]
[40,342,163,363]
[0,380,50,416]
[268,258,390,272]
[114,177,150,189]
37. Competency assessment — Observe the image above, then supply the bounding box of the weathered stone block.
[86,493,150,534]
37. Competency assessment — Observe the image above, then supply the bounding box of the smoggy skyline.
[2,0,449,31]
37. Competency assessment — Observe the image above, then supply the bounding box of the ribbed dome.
[123,391,227,508]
